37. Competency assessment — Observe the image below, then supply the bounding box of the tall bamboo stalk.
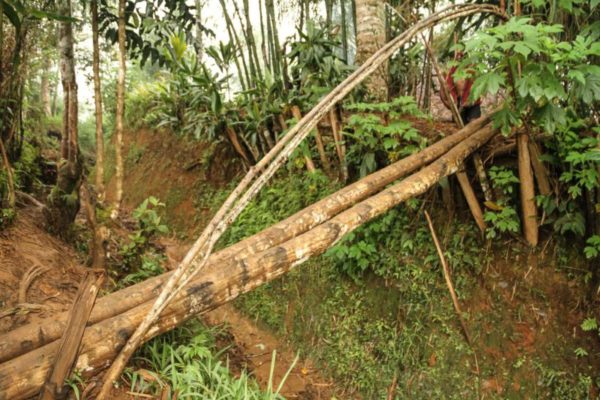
[219,0,249,91]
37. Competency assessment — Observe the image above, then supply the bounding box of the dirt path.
[162,239,337,399]
[205,304,336,399]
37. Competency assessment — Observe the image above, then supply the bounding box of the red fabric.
[445,66,481,107]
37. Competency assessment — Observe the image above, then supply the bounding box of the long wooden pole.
[39,272,104,400]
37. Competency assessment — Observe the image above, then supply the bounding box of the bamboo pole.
[39,272,104,400]
[518,131,538,246]
[329,109,348,181]
[291,105,330,174]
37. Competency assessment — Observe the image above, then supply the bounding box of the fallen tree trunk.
[0,123,497,399]
[0,115,492,365]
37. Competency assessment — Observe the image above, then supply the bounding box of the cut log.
[39,271,104,400]
[0,124,498,399]
[0,115,492,365]
[518,131,538,246]
[290,106,321,174]
[226,126,252,167]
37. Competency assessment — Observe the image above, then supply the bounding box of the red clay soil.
[0,206,85,334]
[104,128,242,238]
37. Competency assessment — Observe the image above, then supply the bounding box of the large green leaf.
[471,72,505,100]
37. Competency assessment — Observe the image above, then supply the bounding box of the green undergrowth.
[212,172,599,399]
[119,321,289,399]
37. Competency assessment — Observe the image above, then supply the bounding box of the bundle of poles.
[0,115,499,399]
[0,4,506,399]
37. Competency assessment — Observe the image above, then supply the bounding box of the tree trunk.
[265,0,281,76]
[0,116,493,365]
[456,170,486,233]
[518,131,538,246]
[40,60,51,117]
[340,0,349,62]
[325,0,334,25]
[258,0,270,71]
[0,125,498,400]
[91,0,105,202]
[46,0,81,235]
[0,139,15,209]
[355,0,387,101]
[113,0,126,215]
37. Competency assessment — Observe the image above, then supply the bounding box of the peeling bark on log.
[0,116,492,365]
[0,124,497,399]
[473,152,493,202]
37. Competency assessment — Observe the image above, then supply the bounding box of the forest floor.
[0,203,335,399]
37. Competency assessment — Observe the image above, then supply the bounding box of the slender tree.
[91,0,104,201]
[113,0,126,216]
[219,0,249,90]
[325,0,334,25]
[266,0,281,76]
[40,59,51,116]
[340,0,349,61]
[46,0,82,234]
